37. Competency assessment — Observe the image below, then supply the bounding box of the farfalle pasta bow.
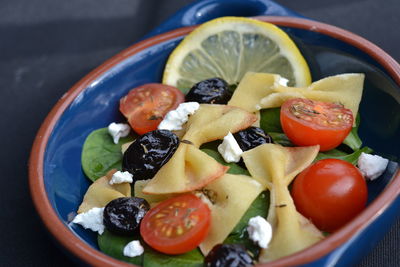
[142,104,257,194]
[229,72,364,125]
[242,143,323,262]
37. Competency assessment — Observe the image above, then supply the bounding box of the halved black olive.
[122,129,179,181]
[233,127,273,151]
[103,197,150,235]
[204,244,253,267]
[185,77,232,104]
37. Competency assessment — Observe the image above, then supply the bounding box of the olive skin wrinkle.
[122,130,179,181]
[185,78,232,104]
[103,197,150,235]
[204,244,253,267]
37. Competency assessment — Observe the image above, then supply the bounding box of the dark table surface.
[1,0,399,266]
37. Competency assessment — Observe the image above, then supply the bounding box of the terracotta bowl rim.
[29,16,400,267]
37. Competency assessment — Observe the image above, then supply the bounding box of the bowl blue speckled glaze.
[29,0,400,266]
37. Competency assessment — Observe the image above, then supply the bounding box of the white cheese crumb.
[109,171,133,185]
[217,132,243,163]
[357,152,389,180]
[247,216,272,249]
[72,207,105,234]
[158,102,200,131]
[272,76,289,89]
[123,240,144,258]
[108,122,130,144]
[278,77,289,86]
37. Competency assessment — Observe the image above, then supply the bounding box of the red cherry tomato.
[280,98,353,151]
[291,158,367,232]
[119,83,185,135]
[140,194,211,255]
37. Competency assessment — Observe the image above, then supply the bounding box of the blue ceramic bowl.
[29,0,400,266]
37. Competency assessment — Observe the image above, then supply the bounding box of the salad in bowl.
[68,17,393,266]
[29,13,400,267]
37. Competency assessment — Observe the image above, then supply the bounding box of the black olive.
[186,78,232,104]
[122,130,179,181]
[233,127,273,151]
[103,197,150,235]
[204,244,253,267]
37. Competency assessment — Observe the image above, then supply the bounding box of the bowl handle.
[144,0,302,38]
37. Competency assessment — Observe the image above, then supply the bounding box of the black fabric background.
[1,0,399,266]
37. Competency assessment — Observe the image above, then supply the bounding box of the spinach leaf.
[316,146,373,165]
[98,230,203,267]
[81,128,134,181]
[317,149,347,157]
[98,230,143,266]
[230,191,269,235]
[259,108,293,146]
[343,114,362,151]
[260,108,282,133]
[143,248,203,267]
[225,191,270,258]
[268,132,294,147]
[200,141,249,175]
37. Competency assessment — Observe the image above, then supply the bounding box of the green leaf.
[343,113,362,151]
[98,230,143,266]
[200,141,249,175]
[268,132,294,147]
[317,149,348,157]
[99,231,203,267]
[316,146,373,165]
[260,108,282,133]
[343,130,362,151]
[225,191,270,258]
[230,191,269,235]
[228,83,238,93]
[143,248,203,267]
[81,128,134,181]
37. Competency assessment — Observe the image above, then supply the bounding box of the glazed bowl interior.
[32,16,400,266]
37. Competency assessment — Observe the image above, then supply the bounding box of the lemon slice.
[163,17,311,92]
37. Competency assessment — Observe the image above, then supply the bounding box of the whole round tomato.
[140,194,211,255]
[280,98,353,151]
[119,83,185,135]
[291,158,367,232]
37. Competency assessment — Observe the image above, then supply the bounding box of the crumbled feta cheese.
[108,122,130,144]
[272,76,289,89]
[109,171,133,185]
[247,216,272,249]
[278,77,289,86]
[72,207,105,234]
[357,152,389,180]
[217,132,243,163]
[123,240,144,258]
[158,102,200,131]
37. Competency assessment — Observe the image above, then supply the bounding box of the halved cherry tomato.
[140,194,211,255]
[291,158,367,232]
[119,83,185,135]
[280,98,353,151]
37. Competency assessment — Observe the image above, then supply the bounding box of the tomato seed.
[176,226,184,235]
[166,227,172,237]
